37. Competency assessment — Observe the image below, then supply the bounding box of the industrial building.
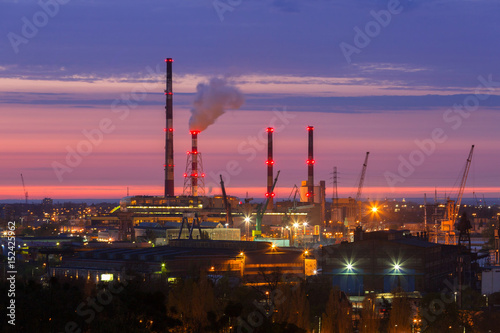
[50,240,315,283]
[321,229,460,295]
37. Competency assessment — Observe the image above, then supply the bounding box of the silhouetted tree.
[388,291,412,333]
[321,287,353,333]
[359,294,380,333]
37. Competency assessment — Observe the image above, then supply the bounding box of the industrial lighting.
[244,217,250,223]
[346,263,353,270]
[271,243,276,249]
[239,252,244,256]
[101,274,113,282]
[293,222,299,228]
[371,206,378,213]
[304,250,309,255]
[394,264,401,271]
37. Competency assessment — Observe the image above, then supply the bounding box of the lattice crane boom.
[20,173,28,205]
[355,152,369,223]
[355,152,370,202]
[454,145,474,223]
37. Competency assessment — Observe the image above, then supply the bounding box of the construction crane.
[355,152,370,223]
[20,173,28,205]
[472,192,481,206]
[288,184,300,210]
[219,175,233,227]
[439,145,474,244]
[253,170,280,238]
[454,145,474,225]
[454,146,474,250]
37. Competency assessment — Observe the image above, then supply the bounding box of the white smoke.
[189,77,244,132]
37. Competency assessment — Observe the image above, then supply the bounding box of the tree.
[274,283,310,331]
[359,294,380,333]
[388,291,412,333]
[168,273,222,332]
[321,287,353,333]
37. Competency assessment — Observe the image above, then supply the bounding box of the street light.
[244,216,251,240]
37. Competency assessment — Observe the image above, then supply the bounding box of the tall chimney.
[266,127,274,209]
[164,58,174,197]
[307,126,314,203]
[190,130,200,196]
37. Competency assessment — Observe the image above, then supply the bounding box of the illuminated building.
[321,229,459,294]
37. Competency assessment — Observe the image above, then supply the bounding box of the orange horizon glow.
[2,185,499,201]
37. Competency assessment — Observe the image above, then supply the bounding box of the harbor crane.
[439,145,474,245]
[355,152,370,224]
[20,173,28,205]
[455,145,474,250]
[220,175,233,227]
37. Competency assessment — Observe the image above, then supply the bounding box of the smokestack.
[307,126,314,203]
[191,130,200,196]
[164,58,174,197]
[266,127,274,209]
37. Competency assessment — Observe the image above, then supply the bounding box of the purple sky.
[1,0,500,200]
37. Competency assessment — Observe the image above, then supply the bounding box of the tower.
[183,130,205,196]
[164,58,175,197]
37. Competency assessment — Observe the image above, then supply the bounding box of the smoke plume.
[189,77,244,132]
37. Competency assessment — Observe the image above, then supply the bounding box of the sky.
[1,0,500,201]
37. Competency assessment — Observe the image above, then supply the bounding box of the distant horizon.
[2,196,499,206]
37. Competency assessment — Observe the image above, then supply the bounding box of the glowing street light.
[346,263,353,270]
[394,264,401,271]
[244,216,251,240]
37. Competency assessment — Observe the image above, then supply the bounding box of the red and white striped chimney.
[266,127,275,209]
[306,126,314,203]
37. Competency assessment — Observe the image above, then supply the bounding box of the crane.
[454,145,474,226]
[219,175,233,227]
[253,170,280,238]
[288,184,300,210]
[472,192,481,206]
[20,173,28,205]
[355,152,370,223]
